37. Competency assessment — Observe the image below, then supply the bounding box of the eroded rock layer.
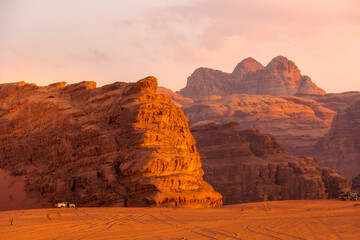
[191,123,350,204]
[179,56,325,99]
[181,94,335,155]
[0,77,222,209]
[352,175,360,192]
[311,100,360,178]
[296,92,360,179]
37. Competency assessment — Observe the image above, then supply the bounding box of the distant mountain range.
[1,56,359,211]
[165,55,360,185]
[179,56,325,99]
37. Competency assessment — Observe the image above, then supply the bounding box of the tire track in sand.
[75,214,146,240]
[262,218,306,240]
[158,210,241,239]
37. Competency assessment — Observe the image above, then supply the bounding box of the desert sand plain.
[1,200,359,240]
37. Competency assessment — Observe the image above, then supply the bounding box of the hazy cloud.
[54,64,66,69]
[8,47,22,57]
[1,0,359,92]
[69,49,114,64]
[112,19,134,28]
[144,0,360,51]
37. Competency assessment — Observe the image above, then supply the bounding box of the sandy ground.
[1,200,359,240]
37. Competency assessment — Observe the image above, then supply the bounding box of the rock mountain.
[181,94,335,155]
[164,88,360,181]
[179,56,325,99]
[1,54,357,210]
[311,99,360,178]
[0,77,222,210]
[191,122,350,204]
[174,57,360,182]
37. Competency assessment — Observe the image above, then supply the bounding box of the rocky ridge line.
[179,56,325,99]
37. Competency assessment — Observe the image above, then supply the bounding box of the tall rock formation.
[311,100,360,178]
[0,77,222,210]
[191,123,351,204]
[352,174,360,192]
[179,68,231,99]
[179,56,325,99]
[181,94,335,155]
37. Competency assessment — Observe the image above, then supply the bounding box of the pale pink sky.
[1,0,359,93]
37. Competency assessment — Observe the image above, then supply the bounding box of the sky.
[1,0,359,93]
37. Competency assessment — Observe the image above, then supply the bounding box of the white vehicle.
[56,202,75,208]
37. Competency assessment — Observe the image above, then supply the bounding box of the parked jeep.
[56,202,75,208]
[339,193,358,201]
[350,193,358,201]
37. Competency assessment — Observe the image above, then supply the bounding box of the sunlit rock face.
[0,77,222,209]
[191,123,351,205]
[179,56,325,99]
[156,87,194,107]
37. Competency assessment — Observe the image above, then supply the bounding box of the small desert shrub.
[9,216,15,226]
[47,214,52,221]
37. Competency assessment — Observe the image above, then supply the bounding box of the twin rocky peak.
[179,56,325,99]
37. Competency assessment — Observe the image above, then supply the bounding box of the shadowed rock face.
[352,175,360,192]
[190,123,351,204]
[179,56,325,99]
[311,100,360,178]
[297,92,360,179]
[297,91,360,113]
[0,77,222,209]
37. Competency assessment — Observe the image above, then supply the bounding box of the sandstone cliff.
[311,100,360,178]
[156,87,194,107]
[191,123,351,204]
[0,77,222,210]
[181,94,335,155]
[352,174,360,192]
[297,91,360,113]
[179,56,325,99]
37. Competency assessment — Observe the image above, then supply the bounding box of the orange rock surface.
[297,91,360,179]
[311,100,360,178]
[181,94,335,155]
[0,77,222,210]
[156,86,194,107]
